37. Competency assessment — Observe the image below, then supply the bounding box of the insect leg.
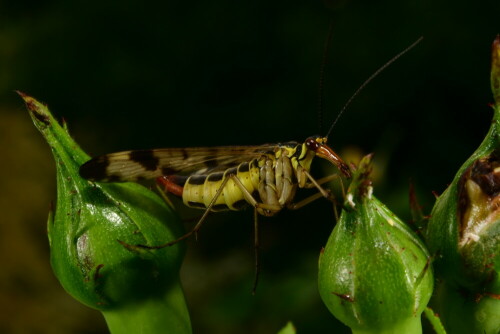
[225,174,278,293]
[302,169,333,199]
[252,207,260,295]
[228,174,282,215]
[155,182,176,210]
[301,173,339,189]
[286,191,326,210]
[300,173,344,218]
[139,176,232,249]
[287,187,340,220]
[287,170,340,219]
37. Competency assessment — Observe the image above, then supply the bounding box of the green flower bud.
[20,92,191,334]
[425,36,500,334]
[318,155,433,334]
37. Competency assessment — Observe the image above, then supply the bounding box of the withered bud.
[457,152,500,283]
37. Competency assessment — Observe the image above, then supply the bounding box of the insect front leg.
[306,173,346,201]
[286,192,327,210]
[302,168,334,200]
[301,173,340,190]
[300,172,346,201]
[287,169,342,219]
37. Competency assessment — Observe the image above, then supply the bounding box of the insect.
[79,136,351,236]
[79,134,351,292]
[79,36,422,291]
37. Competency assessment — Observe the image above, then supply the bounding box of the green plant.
[424,36,500,334]
[318,154,433,334]
[20,35,500,334]
[20,92,191,334]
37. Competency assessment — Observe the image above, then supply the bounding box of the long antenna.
[318,20,335,135]
[325,36,424,139]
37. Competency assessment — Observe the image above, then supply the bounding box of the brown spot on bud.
[31,108,51,125]
[93,264,105,282]
[16,91,51,125]
[331,292,355,303]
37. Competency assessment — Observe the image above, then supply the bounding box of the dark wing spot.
[129,150,159,171]
[162,167,178,175]
[79,156,110,181]
[107,174,123,182]
[204,156,218,169]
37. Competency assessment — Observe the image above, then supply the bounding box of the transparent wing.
[79,145,278,182]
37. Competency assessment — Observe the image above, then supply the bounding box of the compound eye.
[305,137,320,151]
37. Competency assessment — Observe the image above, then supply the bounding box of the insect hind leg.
[137,176,233,249]
[252,207,260,295]
[154,180,176,210]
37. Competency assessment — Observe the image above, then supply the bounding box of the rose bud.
[19,92,191,334]
[425,36,500,334]
[318,154,433,334]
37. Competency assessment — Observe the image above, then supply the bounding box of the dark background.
[1,0,499,333]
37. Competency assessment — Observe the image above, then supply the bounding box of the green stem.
[351,317,422,334]
[423,307,446,334]
[103,279,191,334]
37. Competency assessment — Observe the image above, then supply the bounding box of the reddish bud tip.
[491,35,500,104]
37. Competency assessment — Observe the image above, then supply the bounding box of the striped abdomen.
[180,150,301,216]
[183,160,260,211]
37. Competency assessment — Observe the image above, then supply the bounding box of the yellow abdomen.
[182,160,260,211]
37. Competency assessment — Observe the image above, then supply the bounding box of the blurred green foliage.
[1,0,500,333]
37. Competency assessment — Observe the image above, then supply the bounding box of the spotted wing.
[79,145,277,182]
